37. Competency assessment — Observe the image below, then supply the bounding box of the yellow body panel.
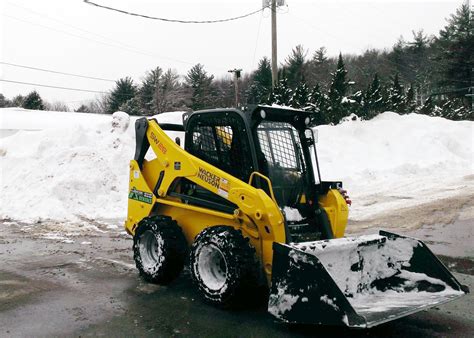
[125,119,285,284]
[318,189,349,238]
[125,119,349,284]
[125,160,156,235]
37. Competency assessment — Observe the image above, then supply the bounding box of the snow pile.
[110,111,130,132]
[283,206,303,222]
[0,108,184,225]
[315,112,473,221]
[0,108,472,228]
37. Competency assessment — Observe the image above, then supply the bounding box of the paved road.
[0,212,472,337]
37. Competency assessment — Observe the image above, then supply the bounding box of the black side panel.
[316,208,334,240]
[153,171,165,196]
[134,118,149,169]
[317,181,343,194]
[168,191,236,214]
[158,123,185,132]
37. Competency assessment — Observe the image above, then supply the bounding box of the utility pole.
[228,68,242,107]
[271,0,278,88]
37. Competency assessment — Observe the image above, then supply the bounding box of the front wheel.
[189,226,258,308]
[133,216,187,284]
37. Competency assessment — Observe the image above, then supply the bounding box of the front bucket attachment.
[268,230,468,328]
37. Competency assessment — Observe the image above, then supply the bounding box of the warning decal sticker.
[128,187,153,204]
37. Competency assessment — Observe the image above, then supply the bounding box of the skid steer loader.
[125,105,468,328]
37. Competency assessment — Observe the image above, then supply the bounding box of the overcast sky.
[0,0,466,107]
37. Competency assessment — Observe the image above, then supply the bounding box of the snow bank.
[315,112,473,222]
[0,108,472,229]
[0,108,184,225]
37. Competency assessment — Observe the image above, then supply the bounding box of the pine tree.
[155,69,182,113]
[289,78,309,109]
[75,104,90,113]
[185,64,215,111]
[11,95,25,107]
[119,97,141,115]
[417,96,435,116]
[363,73,386,119]
[307,84,328,125]
[139,67,163,115]
[389,37,408,76]
[22,91,45,110]
[329,54,349,99]
[271,75,292,106]
[0,94,8,108]
[308,47,332,89]
[387,74,406,113]
[346,90,364,117]
[453,103,473,121]
[108,77,136,113]
[405,84,416,113]
[246,57,272,104]
[434,4,472,103]
[313,47,328,64]
[440,99,456,119]
[327,53,350,123]
[285,45,307,89]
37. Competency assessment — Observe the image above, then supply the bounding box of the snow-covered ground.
[0,108,472,232]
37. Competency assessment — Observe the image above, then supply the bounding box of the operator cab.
[183,105,337,242]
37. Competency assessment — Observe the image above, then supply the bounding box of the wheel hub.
[197,244,228,291]
[139,230,162,272]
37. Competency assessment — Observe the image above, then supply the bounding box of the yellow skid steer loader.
[125,105,468,328]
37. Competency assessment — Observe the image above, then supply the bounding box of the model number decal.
[197,167,220,189]
[128,187,153,204]
[150,132,167,154]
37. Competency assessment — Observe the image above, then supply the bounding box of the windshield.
[256,121,318,207]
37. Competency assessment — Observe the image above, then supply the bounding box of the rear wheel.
[190,226,258,308]
[133,216,187,284]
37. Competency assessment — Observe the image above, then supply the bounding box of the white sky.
[0,0,465,107]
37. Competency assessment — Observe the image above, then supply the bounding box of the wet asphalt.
[0,211,473,337]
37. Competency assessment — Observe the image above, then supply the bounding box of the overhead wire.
[83,0,269,24]
[0,78,142,99]
[5,1,224,71]
[0,79,108,94]
[0,61,116,82]
[4,1,267,79]
[2,13,202,69]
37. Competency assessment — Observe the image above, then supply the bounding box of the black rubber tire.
[189,226,258,308]
[133,216,187,284]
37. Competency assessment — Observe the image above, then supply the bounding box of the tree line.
[1,4,471,123]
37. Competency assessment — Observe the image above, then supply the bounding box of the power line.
[5,2,213,70]
[0,61,115,82]
[0,78,108,94]
[83,0,268,24]
[2,13,218,72]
